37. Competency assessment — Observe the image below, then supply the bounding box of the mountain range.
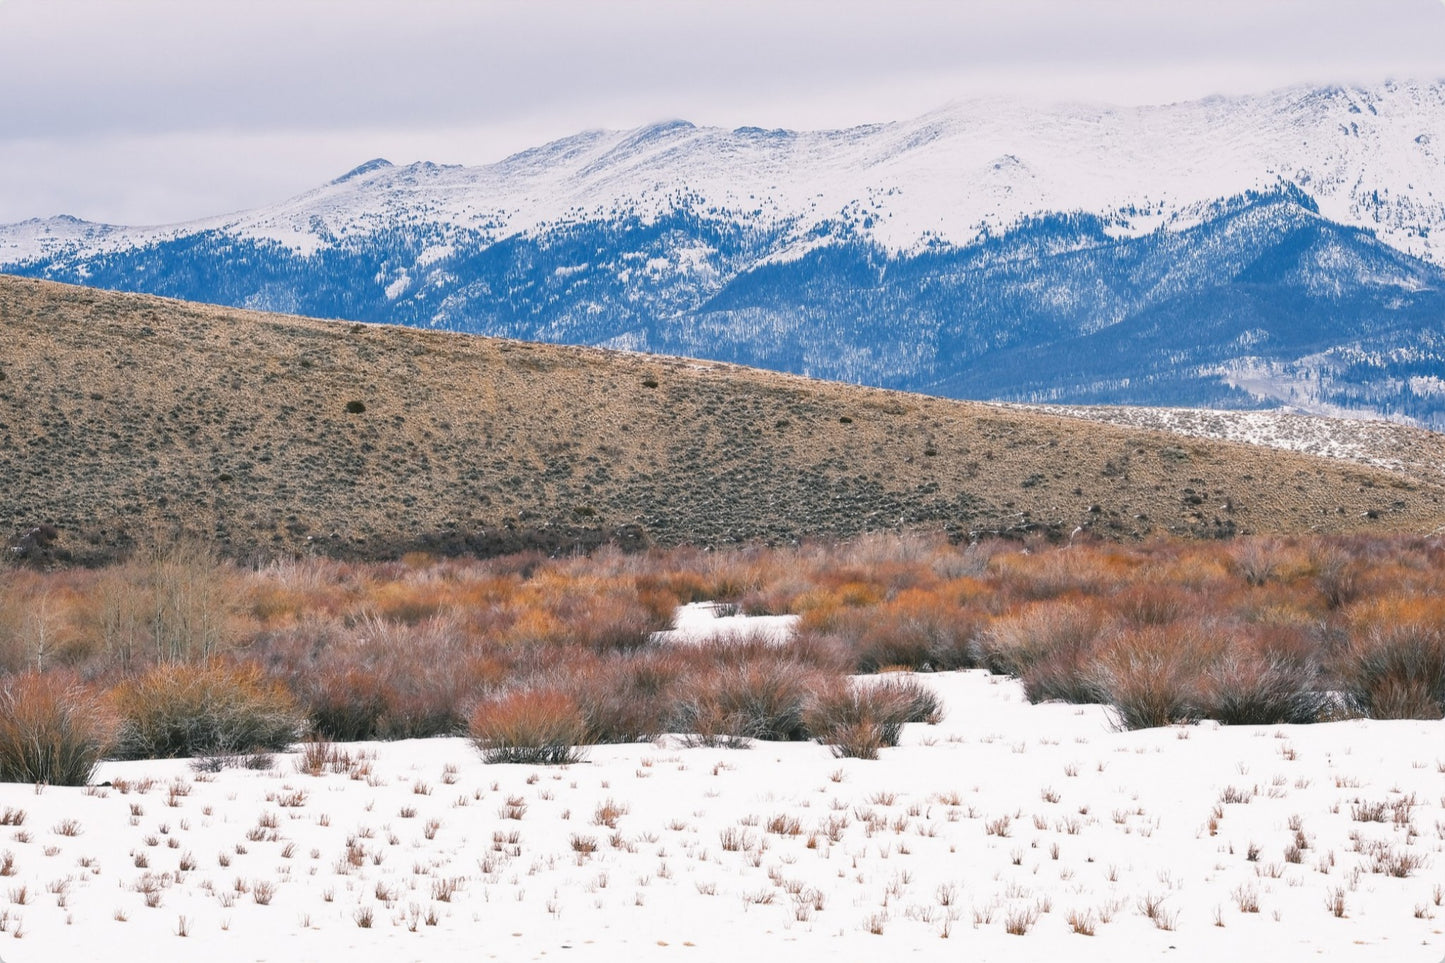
[4,80,1444,424]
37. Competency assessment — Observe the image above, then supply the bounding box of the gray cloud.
[1,0,1443,223]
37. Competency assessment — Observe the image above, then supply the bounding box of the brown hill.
[1,275,1441,565]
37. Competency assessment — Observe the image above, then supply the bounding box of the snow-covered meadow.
[1,607,1441,963]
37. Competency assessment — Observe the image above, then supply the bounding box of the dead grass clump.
[112,662,303,760]
[469,689,589,765]
[0,672,115,785]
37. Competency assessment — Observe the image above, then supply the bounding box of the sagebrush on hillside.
[5,275,1444,567]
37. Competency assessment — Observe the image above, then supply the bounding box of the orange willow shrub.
[806,587,983,672]
[803,675,941,759]
[112,661,303,759]
[469,688,589,764]
[1338,597,1445,719]
[9,531,1445,741]
[0,671,115,785]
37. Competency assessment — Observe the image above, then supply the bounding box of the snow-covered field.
[3,612,1441,963]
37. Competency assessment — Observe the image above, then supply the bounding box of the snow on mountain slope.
[996,403,1445,486]
[4,80,1444,267]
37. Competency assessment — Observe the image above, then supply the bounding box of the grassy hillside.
[1,275,1441,565]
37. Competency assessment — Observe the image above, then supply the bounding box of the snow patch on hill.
[999,403,1445,482]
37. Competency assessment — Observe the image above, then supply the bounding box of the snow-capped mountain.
[5,80,1445,423]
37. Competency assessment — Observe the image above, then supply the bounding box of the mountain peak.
[332,158,394,184]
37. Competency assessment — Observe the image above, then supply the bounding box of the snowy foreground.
[3,614,1443,962]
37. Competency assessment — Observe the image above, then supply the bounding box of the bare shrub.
[672,658,819,743]
[1094,626,1213,729]
[981,600,1109,704]
[112,662,303,760]
[337,615,478,738]
[1200,652,1331,725]
[302,663,393,742]
[468,688,588,765]
[1019,651,1107,706]
[1229,539,1284,587]
[281,614,503,740]
[825,589,982,672]
[1337,602,1445,719]
[1312,548,1360,610]
[0,672,115,785]
[807,685,892,757]
[1110,584,1190,627]
[872,675,944,724]
[553,649,687,744]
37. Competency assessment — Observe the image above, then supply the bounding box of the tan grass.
[4,275,1441,567]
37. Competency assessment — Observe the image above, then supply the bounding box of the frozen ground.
[1,610,1441,963]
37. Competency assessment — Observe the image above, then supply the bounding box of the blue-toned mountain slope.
[14,185,1439,422]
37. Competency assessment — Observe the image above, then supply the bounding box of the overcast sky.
[2,0,1444,225]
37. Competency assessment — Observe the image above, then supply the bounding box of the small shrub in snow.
[1336,603,1445,719]
[803,676,937,759]
[468,689,588,765]
[0,672,114,785]
[672,659,817,744]
[1200,652,1332,725]
[113,662,303,760]
[1093,626,1212,730]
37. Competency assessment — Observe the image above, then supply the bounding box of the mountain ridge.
[4,81,1444,423]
